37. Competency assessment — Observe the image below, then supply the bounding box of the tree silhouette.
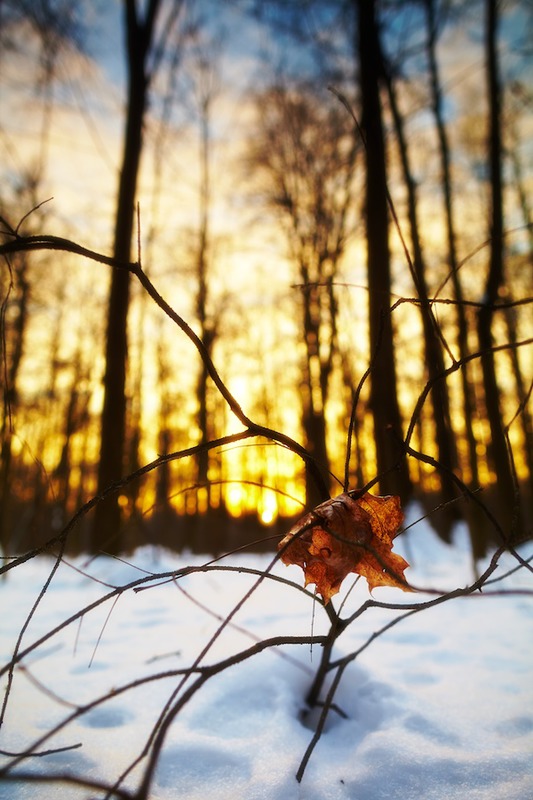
[248,81,358,505]
[355,0,412,499]
[476,0,517,534]
[93,0,190,553]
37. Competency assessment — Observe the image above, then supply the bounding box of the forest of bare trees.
[0,0,531,558]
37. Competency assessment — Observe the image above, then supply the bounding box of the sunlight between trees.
[0,0,531,556]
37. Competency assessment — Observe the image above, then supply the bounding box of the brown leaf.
[278,491,411,603]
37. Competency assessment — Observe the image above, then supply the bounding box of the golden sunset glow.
[1,1,531,556]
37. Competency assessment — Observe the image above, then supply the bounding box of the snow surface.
[0,505,532,800]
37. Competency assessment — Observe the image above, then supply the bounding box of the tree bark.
[424,0,480,491]
[92,0,159,553]
[384,63,459,532]
[476,0,517,534]
[195,83,215,507]
[502,302,533,496]
[0,254,30,551]
[356,0,412,499]
[301,273,332,506]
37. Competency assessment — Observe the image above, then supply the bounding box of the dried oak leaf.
[278,491,411,603]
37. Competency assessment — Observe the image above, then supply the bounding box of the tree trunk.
[92,0,158,553]
[301,274,332,506]
[0,255,30,552]
[53,345,90,520]
[384,64,459,533]
[195,92,215,507]
[424,0,480,491]
[502,303,533,496]
[476,0,517,535]
[154,326,174,523]
[356,0,412,500]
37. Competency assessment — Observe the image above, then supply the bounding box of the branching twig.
[1,222,531,798]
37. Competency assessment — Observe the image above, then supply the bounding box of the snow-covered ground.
[0,505,532,799]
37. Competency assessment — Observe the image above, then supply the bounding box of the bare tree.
[248,82,359,505]
[476,0,516,532]
[0,226,30,552]
[503,81,533,492]
[383,58,460,534]
[188,40,223,510]
[0,1,82,551]
[354,0,412,499]
[423,0,482,497]
[93,0,190,553]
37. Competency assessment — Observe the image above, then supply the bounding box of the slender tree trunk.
[505,124,533,494]
[53,347,89,518]
[424,0,480,490]
[301,272,332,506]
[0,257,29,551]
[356,0,412,499]
[195,94,215,507]
[502,305,533,495]
[92,0,158,553]
[154,324,174,518]
[508,141,533,253]
[384,65,459,531]
[387,69,457,494]
[477,0,516,533]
